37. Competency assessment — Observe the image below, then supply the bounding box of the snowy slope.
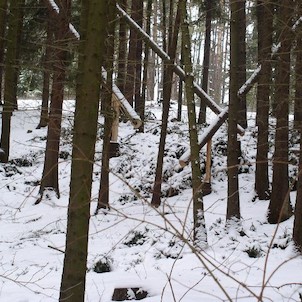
[0,100,301,301]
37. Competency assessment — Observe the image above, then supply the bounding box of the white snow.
[0,100,301,301]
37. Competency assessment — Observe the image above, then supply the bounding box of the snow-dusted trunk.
[180,0,207,246]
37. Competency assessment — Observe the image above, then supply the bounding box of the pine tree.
[59,1,109,300]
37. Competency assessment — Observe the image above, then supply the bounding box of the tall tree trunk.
[198,0,212,124]
[268,0,293,224]
[116,0,127,94]
[0,0,24,163]
[294,133,302,250]
[237,0,247,128]
[37,17,53,129]
[59,1,109,300]
[38,0,71,199]
[141,0,153,131]
[226,0,241,221]
[181,0,207,246]
[96,2,116,211]
[151,0,180,207]
[134,0,143,131]
[294,2,302,129]
[0,0,7,104]
[255,0,273,200]
[124,0,140,106]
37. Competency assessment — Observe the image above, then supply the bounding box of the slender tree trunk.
[0,0,7,104]
[255,0,272,200]
[124,0,140,105]
[151,0,180,207]
[227,0,241,221]
[198,0,212,124]
[177,52,183,121]
[134,0,143,130]
[237,0,247,128]
[268,0,293,224]
[294,2,302,128]
[294,133,302,250]
[59,1,108,300]
[141,0,153,131]
[116,0,127,94]
[97,1,116,211]
[181,0,207,246]
[0,0,24,163]
[38,0,71,199]
[37,18,53,129]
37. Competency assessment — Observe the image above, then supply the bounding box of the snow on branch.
[116,3,245,135]
[45,0,141,128]
[179,107,229,167]
[102,68,142,129]
[238,65,262,98]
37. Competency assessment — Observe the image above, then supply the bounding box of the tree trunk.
[294,2,302,129]
[226,0,241,221]
[116,0,127,94]
[134,0,143,131]
[124,0,140,106]
[181,0,207,247]
[96,1,116,211]
[237,0,247,128]
[151,0,180,207]
[0,0,7,104]
[255,0,273,200]
[37,17,53,129]
[38,0,71,199]
[0,0,24,163]
[59,1,108,301]
[198,0,212,124]
[294,133,302,250]
[141,0,153,132]
[268,0,293,224]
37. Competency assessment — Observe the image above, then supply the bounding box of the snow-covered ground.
[0,99,301,301]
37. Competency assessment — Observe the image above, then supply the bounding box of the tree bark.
[151,0,180,207]
[59,1,108,300]
[268,0,293,224]
[255,0,273,200]
[0,0,24,163]
[37,17,53,129]
[38,0,71,199]
[226,0,241,221]
[97,1,116,211]
[198,0,212,124]
[116,0,127,94]
[0,0,7,104]
[181,0,207,246]
[237,0,247,129]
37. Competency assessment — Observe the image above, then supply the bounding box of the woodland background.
[0,0,302,301]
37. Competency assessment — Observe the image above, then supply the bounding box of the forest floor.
[0,99,302,301]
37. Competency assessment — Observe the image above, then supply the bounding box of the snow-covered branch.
[44,0,141,128]
[238,65,262,98]
[179,107,229,167]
